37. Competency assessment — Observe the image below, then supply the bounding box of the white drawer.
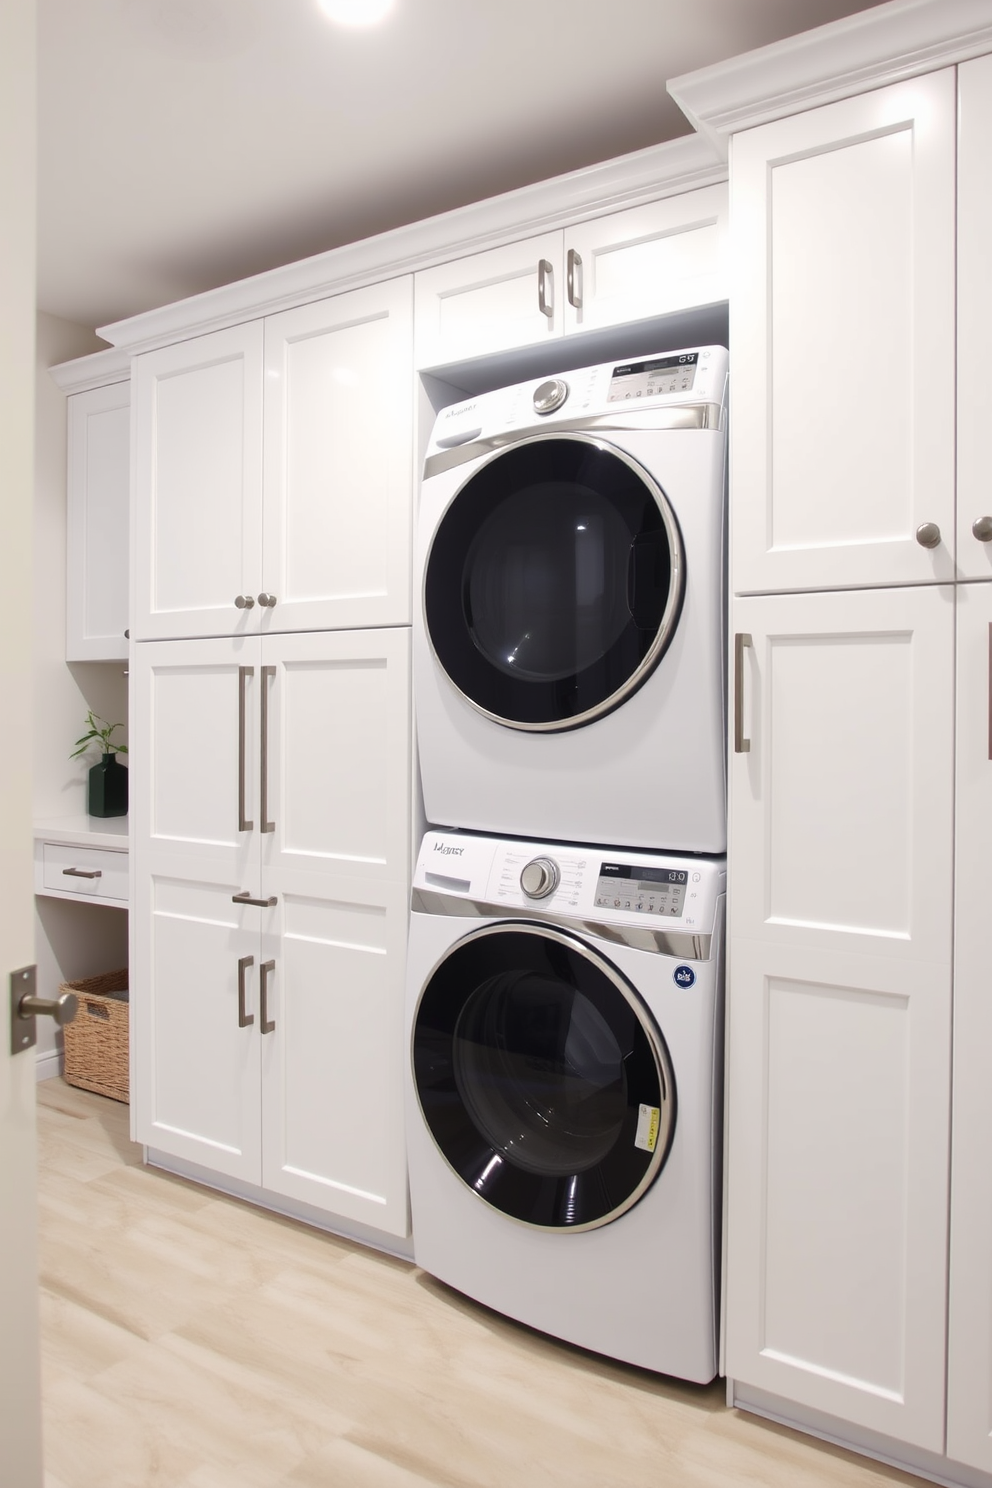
[40,842,128,903]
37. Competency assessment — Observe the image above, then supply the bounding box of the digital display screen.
[612,353,699,378]
[595,862,687,917]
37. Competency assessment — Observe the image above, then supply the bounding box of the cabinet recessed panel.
[767,631,911,937]
[261,890,407,1233]
[275,647,407,875]
[152,359,249,613]
[76,398,130,650]
[143,877,261,1179]
[770,131,912,552]
[762,975,909,1398]
[592,218,721,308]
[149,661,252,849]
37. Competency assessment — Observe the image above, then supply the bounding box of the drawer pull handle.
[232,891,277,908]
[62,867,102,879]
[238,954,254,1029]
[260,959,275,1035]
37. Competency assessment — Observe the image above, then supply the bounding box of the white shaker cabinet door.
[131,637,265,1179]
[725,586,953,1449]
[414,233,563,368]
[66,379,130,660]
[262,279,414,632]
[947,582,992,1473]
[132,323,264,640]
[562,185,728,335]
[957,53,992,581]
[731,70,955,595]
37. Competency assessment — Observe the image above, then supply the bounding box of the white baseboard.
[35,1048,62,1083]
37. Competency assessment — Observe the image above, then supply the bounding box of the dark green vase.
[88,753,128,818]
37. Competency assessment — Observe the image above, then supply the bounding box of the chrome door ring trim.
[421,431,686,734]
[410,887,713,959]
[411,919,677,1233]
[423,403,724,480]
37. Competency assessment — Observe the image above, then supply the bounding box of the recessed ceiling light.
[317,0,395,25]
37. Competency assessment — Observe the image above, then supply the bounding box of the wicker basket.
[61,969,129,1103]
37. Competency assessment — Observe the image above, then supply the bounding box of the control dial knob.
[533,379,569,415]
[520,856,560,899]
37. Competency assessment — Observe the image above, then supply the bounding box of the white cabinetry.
[130,628,411,1235]
[730,72,956,595]
[413,185,727,368]
[66,379,130,660]
[132,277,413,642]
[726,586,953,1449]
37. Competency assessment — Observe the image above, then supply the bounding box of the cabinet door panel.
[563,185,727,334]
[725,587,952,1447]
[957,54,992,581]
[263,280,413,631]
[261,628,410,886]
[66,381,130,660]
[414,234,562,367]
[132,324,263,639]
[947,582,992,1472]
[132,870,262,1182]
[260,881,409,1234]
[731,71,955,593]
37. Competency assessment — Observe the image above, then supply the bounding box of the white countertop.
[34,814,129,850]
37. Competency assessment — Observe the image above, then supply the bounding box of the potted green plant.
[71,710,128,818]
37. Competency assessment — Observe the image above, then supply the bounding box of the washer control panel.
[414,832,726,936]
[607,351,698,402]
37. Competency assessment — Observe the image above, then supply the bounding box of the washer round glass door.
[423,435,685,731]
[412,923,677,1231]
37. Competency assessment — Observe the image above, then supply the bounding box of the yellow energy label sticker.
[634,1103,660,1153]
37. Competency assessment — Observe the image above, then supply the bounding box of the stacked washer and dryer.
[405,347,729,1383]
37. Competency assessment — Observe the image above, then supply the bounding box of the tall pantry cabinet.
[129,279,415,1237]
[722,50,992,1473]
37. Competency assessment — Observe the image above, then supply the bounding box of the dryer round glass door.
[412,923,677,1231]
[423,435,685,731]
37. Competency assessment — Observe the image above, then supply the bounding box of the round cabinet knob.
[533,379,569,416]
[19,991,78,1027]
[257,592,278,608]
[915,522,942,550]
[973,516,992,543]
[234,594,255,610]
[520,856,560,899]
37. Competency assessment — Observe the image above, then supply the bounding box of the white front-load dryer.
[405,829,725,1383]
[415,346,728,852]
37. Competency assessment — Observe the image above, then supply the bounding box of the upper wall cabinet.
[66,379,130,660]
[957,53,992,583]
[730,71,956,595]
[132,278,413,641]
[413,186,728,369]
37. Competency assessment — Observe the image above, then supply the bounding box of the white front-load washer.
[405,829,725,1383]
[415,346,728,852]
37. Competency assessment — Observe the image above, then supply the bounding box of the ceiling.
[39,0,882,331]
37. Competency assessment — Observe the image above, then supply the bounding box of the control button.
[520,856,560,899]
[533,379,569,416]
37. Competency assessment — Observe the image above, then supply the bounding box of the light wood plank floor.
[37,1080,927,1488]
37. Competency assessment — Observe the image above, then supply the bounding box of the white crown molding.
[48,343,130,392]
[94,133,726,355]
[669,0,992,156]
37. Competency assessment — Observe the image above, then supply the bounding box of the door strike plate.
[10,965,37,1056]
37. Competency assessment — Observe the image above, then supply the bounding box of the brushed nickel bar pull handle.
[260,665,275,833]
[259,959,275,1035]
[62,867,102,879]
[566,248,583,309]
[237,955,254,1028]
[734,632,752,754]
[238,665,254,832]
[537,259,554,320]
[232,891,277,908]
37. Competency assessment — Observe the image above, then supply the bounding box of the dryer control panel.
[414,831,726,938]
